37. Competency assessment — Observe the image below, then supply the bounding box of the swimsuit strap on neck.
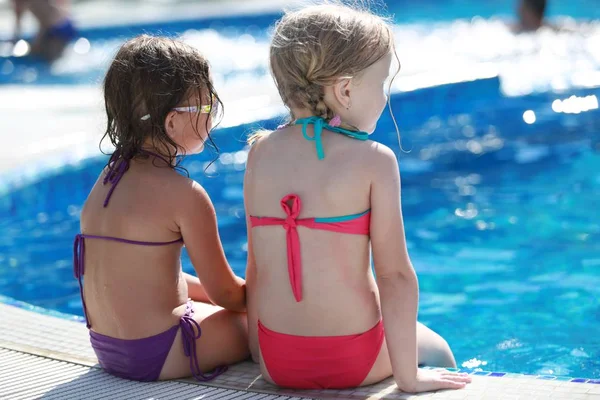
[102,149,173,207]
[102,149,130,207]
[295,116,369,160]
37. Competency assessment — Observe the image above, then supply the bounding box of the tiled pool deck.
[1,301,599,399]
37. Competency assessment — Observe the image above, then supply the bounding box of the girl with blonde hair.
[244,3,471,392]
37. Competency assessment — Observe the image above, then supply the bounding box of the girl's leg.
[183,272,213,304]
[159,301,249,380]
[417,322,456,368]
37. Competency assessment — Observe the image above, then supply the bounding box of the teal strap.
[314,209,371,223]
[295,116,369,160]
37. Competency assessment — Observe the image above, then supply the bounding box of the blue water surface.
[1,0,599,380]
[387,0,600,22]
[1,77,599,378]
[2,0,599,88]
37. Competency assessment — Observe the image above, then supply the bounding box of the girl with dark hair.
[73,35,248,382]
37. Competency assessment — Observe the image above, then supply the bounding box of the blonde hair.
[249,3,398,144]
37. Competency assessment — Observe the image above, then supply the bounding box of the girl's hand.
[398,369,472,393]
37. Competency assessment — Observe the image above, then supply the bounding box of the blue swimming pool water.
[1,77,599,378]
[2,0,600,97]
[1,0,600,379]
[387,0,600,22]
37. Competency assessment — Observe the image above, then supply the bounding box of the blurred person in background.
[514,0,548,32]
[11,0,77,61]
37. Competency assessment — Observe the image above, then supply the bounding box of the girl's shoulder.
[142,166,212,214]
[170,175,218,227]
[355,139,398,163]
[247,128,273,146]
[360,141,401,179]
[244,128,274,166]
[169,172,208,202]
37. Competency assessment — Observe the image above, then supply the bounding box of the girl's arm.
[244,144,260,363]
[244,214,260,363]
[176,182,246,312]
[183,272,213,304]
[369,144,419,390]
[370,144,468,393]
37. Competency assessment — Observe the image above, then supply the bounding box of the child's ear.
[164,111,177,139]
[332,78,352,110]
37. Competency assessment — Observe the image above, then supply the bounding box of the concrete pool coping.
[1,301,599,400]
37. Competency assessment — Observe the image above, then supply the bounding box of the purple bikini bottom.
[89,301,227,382]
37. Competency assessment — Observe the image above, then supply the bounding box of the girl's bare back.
[81,159,192,338]
[246,126,381,335]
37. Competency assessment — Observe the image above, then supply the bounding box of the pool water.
[2,1,600,97]
[1,0,600,380]
[386,0,600,22]
[1,76,599,377]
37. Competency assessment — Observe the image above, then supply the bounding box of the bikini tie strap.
[102,149,173,207]
[73,234,91,328]
[102,150,131,207]
[179,301,228,381]
[280,194,303,302]
[284,215,297,230]
[299,116,326,160]
[296,116,370,160]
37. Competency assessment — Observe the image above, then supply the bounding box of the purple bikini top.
[73,149,183,328]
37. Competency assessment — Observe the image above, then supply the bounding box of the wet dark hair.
[524,0,547,17]
[100,34,223,169]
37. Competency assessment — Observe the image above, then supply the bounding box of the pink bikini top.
[250,194,370,302]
